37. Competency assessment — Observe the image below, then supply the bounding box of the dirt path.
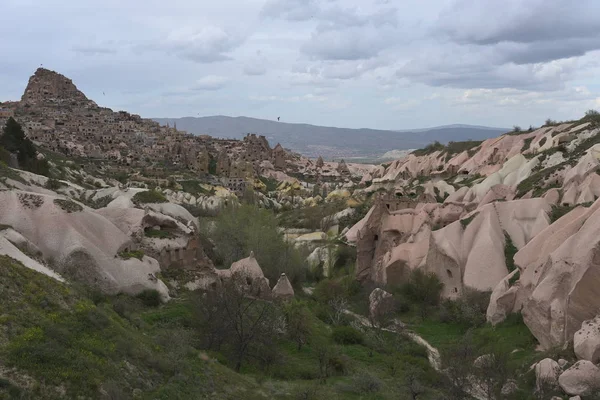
[341,309,442,371]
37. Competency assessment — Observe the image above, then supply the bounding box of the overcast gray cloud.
[0,0,599,130]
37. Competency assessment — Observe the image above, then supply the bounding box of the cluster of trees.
[205,204,306,284]
[0,117,49,175]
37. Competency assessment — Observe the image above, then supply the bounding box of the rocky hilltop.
[2,68,375,201]
[21,67,94,106]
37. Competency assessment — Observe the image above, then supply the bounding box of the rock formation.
[217,252,271,298]
[0,190,169,300]
[573,316,600,363]
[558,360,600,396]
[272,273,294,299]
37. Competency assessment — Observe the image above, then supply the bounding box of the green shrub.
[504,233,518,272]
[332,326,364,345]
[144,229,173,239]
[207,204,306,284]
[438,289,491,327]
[45,178,65,191]
[460,212,478,228]
[53,199,83,213]
[180,180,215,196]
[412,141,445,156]
[136,290,162,307]
[401,269,443,307]
[550,204,577,223]
[119,250,144,260]
[313,277,360,304]
[132,190,167,204]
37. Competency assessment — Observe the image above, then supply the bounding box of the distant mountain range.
[153,116,508,159]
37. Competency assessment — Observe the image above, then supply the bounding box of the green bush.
[53,199,83,213]
[332,326,364,345]
[438,289,491,327]
[119,250,144,260]
[144,229,173,239]
[136,290,162,307]
[504,233,518,272]
[207,204,306,284]
[401,269,443,307]
[314,277,360,304]
[132,190,168,204]
[45,178,65,190]
[460,212,478,228]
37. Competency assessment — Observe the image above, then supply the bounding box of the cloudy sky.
[2,0,600,130]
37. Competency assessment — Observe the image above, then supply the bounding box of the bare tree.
[327,297,348,326]
[194,280,281,372]
[443,334,477,399]
[472,349,510,400]
[403,367,425,400]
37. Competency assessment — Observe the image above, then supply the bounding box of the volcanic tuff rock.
[272,273,294,299]
[573,315,600,363]
[349,195,549,299]
[558,360,600,396]
[0,190,169,299]
[21,67,94,106]
[6,68,376,190]
[217,252,271,298]
[534,358,561,391]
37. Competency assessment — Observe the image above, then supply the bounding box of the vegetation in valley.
[205,204,307,285]
[118,250,145,260]
[132,190,168,205]
[412,140,482,158]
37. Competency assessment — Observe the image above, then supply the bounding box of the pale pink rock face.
[0,190,169,300]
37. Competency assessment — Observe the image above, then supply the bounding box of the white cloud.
[192,75,230,90]
[243,64,267,76]
[145,26,243,63]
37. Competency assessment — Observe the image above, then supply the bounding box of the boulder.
[306,246,336,277]
[569,396,582,400]
[501,380,518,396]
[272,273,294,300]
[368,288,394,323]
[534,358,561,391]
[574,315,600,363]
[558,360,600,396]
[295,232,327,242]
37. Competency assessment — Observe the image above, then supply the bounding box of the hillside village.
[2,68,600,399]
[0,68,373,198]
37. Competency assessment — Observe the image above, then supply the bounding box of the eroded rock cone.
[272,273,294,300]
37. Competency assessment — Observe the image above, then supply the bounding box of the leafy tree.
[283,300,312,350]
[585,109,599,116]
[512,125,522,133]
[207,204,306,284]
[0,117,48,175]
[401,269,443,310]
